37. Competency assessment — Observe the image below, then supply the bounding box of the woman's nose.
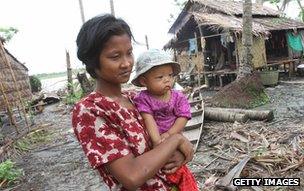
[121,56,133,68]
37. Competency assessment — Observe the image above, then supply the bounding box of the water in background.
[40,76,68,92]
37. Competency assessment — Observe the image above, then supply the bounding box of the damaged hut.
[0,38,32,128]
[165,0,304,87]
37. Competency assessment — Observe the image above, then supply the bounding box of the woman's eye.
[169,73,174,77]
[110,55,119,59]
[156,76,163,79]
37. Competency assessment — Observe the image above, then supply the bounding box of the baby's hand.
[160,132,170,142]
[152,139,162,147]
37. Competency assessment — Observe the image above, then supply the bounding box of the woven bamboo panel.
[236,36,267,68]
[0,52,32,111]
[176,51,204,73]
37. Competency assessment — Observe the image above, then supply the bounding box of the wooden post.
[145,35,149,50]
[110,0,115,16]
[194,32,203,98]
[234,33,240,69]
[0,41,29,130]
[66,50,74,95]
[78,0,85,23]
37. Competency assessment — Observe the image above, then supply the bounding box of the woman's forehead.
[102,34,132,51]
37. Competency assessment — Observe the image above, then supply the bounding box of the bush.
[29,75,42,93]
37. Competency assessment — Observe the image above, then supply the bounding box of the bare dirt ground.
[2,77,304,191]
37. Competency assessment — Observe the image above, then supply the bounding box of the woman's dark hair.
[76,14,133,79]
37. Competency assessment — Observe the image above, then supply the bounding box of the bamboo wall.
[175,51,204,73]
[236,36,267,68]
[0,51,32,111]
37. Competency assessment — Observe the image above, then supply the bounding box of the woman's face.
[97,33,134,84]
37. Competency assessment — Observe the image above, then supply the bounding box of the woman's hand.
[178,136,194,164]
[162,151,184,174]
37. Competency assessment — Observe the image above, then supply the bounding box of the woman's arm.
[104,134,193,190]
[141,112,162,146]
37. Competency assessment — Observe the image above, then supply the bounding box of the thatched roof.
[193,13,304,36]
[193,0,279,16]
[169,0,280,34]
[0,46,32,112]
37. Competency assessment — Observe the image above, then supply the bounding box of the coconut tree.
[238,0,253,79]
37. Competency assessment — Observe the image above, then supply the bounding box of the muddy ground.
[2,77,304,191]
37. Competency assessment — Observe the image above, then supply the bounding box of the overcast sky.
[0,0,180,75]
[0,0,300,75]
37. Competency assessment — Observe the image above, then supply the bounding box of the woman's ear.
[138,76,147,87]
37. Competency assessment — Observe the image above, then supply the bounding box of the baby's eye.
[156,76,163,79]
[127,50,133,56]
[169,73,174,77]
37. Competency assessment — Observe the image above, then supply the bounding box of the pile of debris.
[190,120,303,190]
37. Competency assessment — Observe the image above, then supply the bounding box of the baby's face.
[142,64,175,96]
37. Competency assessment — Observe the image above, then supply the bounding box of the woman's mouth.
[119,71,131,77]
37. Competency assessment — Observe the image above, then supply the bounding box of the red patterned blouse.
[72,91,172,191]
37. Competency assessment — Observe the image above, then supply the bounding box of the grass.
[0,160,23,188]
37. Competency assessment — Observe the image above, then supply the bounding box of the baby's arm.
[141,113,162,146]
[163,91,191,138]
[166,117,188,136]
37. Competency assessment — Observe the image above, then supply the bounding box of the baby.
[132,49,198,191]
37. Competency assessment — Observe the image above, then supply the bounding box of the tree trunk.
[238,0,253,79]
[77,72,94,95]
[66,50,74,95]
[205,107,248,123]
[204,107,274,122]
[206,107,274,121]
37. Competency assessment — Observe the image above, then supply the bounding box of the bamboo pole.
[78,0,85,24]
[0,41,29,131]
[66,50,74,95]
[0,72,18,133]
[110,0,115,16]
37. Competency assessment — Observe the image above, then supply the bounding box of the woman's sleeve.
[174,92,192,119]
[72,103,131,169]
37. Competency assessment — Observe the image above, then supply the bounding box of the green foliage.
[0,27,18,42]
[64,82,84,105]
[0,160,23,187]
[29,75,42,93]
[299,10,304,22]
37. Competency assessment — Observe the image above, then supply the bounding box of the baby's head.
[132,49,180,96]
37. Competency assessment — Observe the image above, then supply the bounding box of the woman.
[72,14,194,191]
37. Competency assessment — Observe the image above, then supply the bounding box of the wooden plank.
[183,100,204,152]
[183,128,201,142]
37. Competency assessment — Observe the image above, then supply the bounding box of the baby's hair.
[76,14,134,79]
